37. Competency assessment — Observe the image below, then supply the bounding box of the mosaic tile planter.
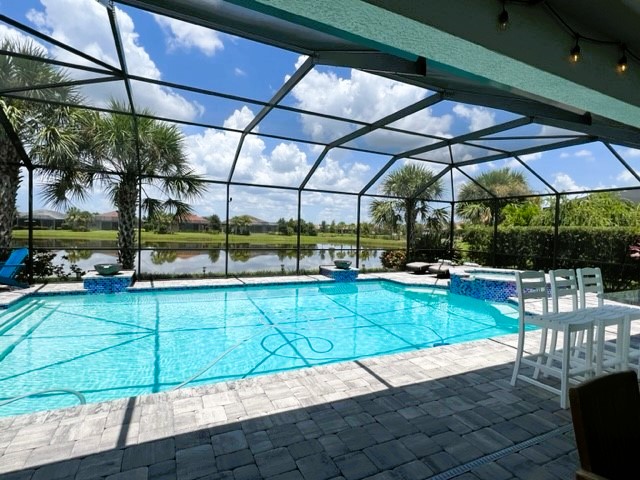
[82,270,135,294]
[319,265,359,282]
[450,273,516,302]
[450,268,551,302]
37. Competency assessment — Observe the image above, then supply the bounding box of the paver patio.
[0,272,637,479]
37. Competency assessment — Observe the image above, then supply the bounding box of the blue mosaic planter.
[450,274,516,302]
[450,269,551,302]
[83,271,134,294]
[319,265,359,282]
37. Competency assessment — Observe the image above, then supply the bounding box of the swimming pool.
[0,280,518,417]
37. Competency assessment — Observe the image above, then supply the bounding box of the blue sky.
[3,0,640,223]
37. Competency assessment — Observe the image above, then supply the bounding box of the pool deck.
[0,272,638,479]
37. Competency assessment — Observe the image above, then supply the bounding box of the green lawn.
[12,229,405,248]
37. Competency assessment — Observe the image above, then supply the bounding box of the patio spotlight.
[497,4,509,31]
[569,40,581,63]
[617,48,628,73]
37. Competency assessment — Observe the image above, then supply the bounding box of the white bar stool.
[577,267,629,375]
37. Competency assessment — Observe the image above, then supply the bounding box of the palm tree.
[0,39,85,255]
[64,207,94,231]
[230,215,252,235]
[370,163,446,255]
[456,167,532,225]
[42,101,206,269]
[370,199,401,235]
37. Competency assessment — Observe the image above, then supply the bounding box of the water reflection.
[19,240,383,275]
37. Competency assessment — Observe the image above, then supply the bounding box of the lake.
[16,240,385,276]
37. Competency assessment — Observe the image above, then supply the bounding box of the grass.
[13,229,405,248]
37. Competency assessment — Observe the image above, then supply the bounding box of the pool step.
[0,301,54,363]
[0,301,44,336]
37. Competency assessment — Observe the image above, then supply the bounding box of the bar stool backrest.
[515,270,548,321]
[549,268,578,313]
[576,267,604,309]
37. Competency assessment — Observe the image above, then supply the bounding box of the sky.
[3,0,640,224]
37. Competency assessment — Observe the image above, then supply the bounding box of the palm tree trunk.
[405,201,416,259]
[116,182,138,270]
[0,137,21,257]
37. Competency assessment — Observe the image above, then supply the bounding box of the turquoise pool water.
[0,281,518,417]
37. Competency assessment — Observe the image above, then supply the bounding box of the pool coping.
[0,272,451,309]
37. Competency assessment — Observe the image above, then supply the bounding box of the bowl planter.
[94,263,123,276]
[334,260,352,270]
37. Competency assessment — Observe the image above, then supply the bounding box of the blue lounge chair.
[0,247,29,289]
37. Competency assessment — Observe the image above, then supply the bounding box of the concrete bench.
[405,262,432,274]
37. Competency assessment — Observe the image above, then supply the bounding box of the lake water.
[15,240,385,275]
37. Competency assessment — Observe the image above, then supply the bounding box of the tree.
[360,222,373,236]
[0,39,85,255]
[208,214,221,232]
[277,217,286,235]
[42,101,206,269]
[456,168,531,225]
[501,201,543,227]
[230,215,252,235]
[301,220,317,236]
[370,199,401,235]
[320,220,327,233]
[64,207,94,231]
[146,211,174,234]
[532,192,640,227]
[286,218,296,234]
[369,163,446,255]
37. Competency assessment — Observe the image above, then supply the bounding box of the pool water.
[0,281,518,417]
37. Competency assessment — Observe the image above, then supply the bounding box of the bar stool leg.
[561,326,571,409]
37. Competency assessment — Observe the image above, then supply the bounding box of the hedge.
[458,226,640,291]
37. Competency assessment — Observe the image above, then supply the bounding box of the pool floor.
[0,280,518,417]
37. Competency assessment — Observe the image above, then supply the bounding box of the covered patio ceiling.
[2,0,640,205]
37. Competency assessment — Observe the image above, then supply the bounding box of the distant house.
[94,211,119,230]
[246,216,278,234]
[17,209,66,229]
[180,214,209,232]
[225,216,278,234]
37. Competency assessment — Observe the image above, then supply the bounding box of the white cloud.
[574,149,593,157]
[184,104,372,205]
[287,56,451,145]
[305,191,359,223]
[622,148,640,157]
[552,172,585,192]
[223,106,253,130]
[520,152,543,162]
[0,24,49,52]
[616,169,639,185]
[539,125,582,136]
[307,157,370,192]
[269,143,307,173]
[186,106,311,187]
[154,15,224,57]
[234,67,246,77]
[24,0,203,120]
[452,104,496,131]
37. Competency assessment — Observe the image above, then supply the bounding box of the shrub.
[380,249,406,269]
